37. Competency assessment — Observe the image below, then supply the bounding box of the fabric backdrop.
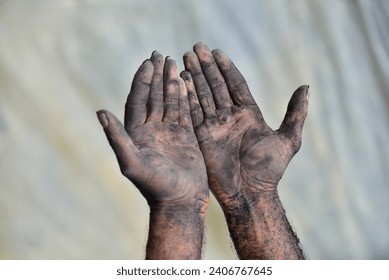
[1,0,388,259]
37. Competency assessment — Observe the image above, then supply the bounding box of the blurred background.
[1,0,388,259]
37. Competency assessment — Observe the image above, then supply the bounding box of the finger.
[183,50,216,118]
[193,43,232,109]
[163,57,180,123]
[147,51,164,122]
[181,71,204,128]
[178,77,193,131]
[125,60,153,130]
[212,49,257,106]
[97,109,141,178]
[279,85,310,152]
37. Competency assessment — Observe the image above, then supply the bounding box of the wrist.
[146,197,207,260]
[240,166,279,193]
[149,196,209,219]
[221,182,279,216]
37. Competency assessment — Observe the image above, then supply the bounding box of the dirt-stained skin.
[97,42,309,260]
[97,51,209,260]
[182,43,308,259]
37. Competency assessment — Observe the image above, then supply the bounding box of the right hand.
[182,43,309,208]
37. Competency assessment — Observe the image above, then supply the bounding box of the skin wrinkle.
[210,80,227,92]
[148,94,163,102]
[240,166,278,192]
[271,140,291,168]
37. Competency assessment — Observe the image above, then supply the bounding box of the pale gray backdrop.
[1,0,388,259]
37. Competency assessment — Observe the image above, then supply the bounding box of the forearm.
[146,203,206,260]
[223,186,304,260]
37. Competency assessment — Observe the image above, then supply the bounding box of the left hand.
[97,52,209,210]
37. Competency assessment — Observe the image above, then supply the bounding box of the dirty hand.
[97,52,209,211]
[182,43,309,209]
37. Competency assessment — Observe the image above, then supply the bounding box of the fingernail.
[165,56,175,62]
[152,50,157,56]
[96,111,109,128]
[305,85,310,100]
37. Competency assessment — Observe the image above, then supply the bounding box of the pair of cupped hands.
[97,43,309,260]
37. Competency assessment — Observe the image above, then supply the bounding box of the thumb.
[97,109,140,178]
[279,85,309,152]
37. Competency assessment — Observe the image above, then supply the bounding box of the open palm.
[182,43,308,207]
[98,53,208,206]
